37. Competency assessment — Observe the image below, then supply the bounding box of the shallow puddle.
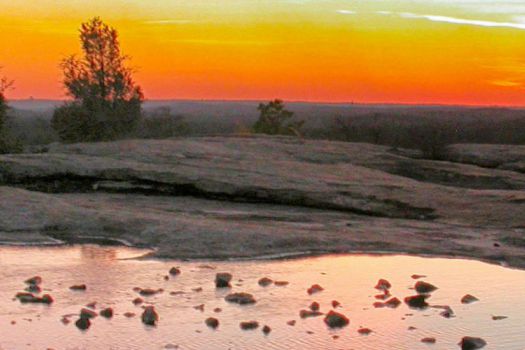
[0,245,524,349]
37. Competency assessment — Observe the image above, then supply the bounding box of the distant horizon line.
[8,98,525,109]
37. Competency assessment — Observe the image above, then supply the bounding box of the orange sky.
[1,0,525,105]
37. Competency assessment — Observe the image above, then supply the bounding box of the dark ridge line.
[0,174,437,221]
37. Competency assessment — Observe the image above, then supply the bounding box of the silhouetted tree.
[0,74,16,153]
[52,17,143,142]
[253,99,304,136]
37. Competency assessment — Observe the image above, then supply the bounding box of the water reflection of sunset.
[1,0,525,105]
[1,246,524,349]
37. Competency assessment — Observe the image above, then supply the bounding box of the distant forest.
[6,100,525,159]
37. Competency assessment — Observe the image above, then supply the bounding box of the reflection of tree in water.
[80,245,117,261]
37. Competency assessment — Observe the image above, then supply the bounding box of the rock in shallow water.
[374,279,391,291]
[404,294,430,309]
[461,294,479,304]
[240,321,259,330]
[205,317,219,329]
[169,267,181,276]
[415,281,438,294]
[459,336,487,350]
[323,311,349,328]
[258,277,273,287]
[24,276,42,286]
[70,284,87,291]
[141,306,159,326]
[215,273,233,288]
[225,292,257,305]
[75,317,91,330]
[100,308,113,318]
[80,308,97,319]
[307,284,324,295]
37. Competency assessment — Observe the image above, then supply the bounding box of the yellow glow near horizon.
[1,0,525,105]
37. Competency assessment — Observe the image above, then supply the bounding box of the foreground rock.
[141,306,159,326]
[70,284,87,291]
[415,281,438,294]
[75,317,91,330]
[459,336,487,349]
[323,311,349,328]
[15,293,53,304]
[404,294,430,309]
[240,321,259,330]
[1,137,525,267]
[205,317,219,329]
[100,308,114,318]
[461,294,479,304]
[224,292,257,305]
[215,273,232,288]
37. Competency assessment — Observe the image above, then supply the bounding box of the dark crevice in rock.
[2,175,437,221]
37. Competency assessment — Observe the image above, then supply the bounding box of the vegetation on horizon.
[52,17,144,143]
[0,74,22,154]
[253,99,304,136]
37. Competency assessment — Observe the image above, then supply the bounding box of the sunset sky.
[1,0,525,105]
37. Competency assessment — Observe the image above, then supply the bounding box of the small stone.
[459,336,487,350]
[139,288,162,297]
[274,281,289,286]
[225,292,256,305]
[193,304,205,312]
[411,274,427,279]
[324,311,349,328]
[133,297,144,305]
[69,284,87,291]
[491,315,507,320]
[240,321,259,330]
[374,279,391,291]
[141,306,159,326]
[80,308,97,319]
[192,287,203,292]
[461,294,479,304]
[415,281,438,294]
[25,276,42,286]
[307,284,324,295]
[309,301,320,311]
[124,312,135,318]
[385,297,401,308]
[421,337,436,344]
[358,327,372,335]
[258,277,273,287]
[299,310,323,318]
[75,317,90,330]
[404,294,430,309]
[262,325,272,334]
[213,307,222,313]
[205,317,219,329]
[100,308,113,318]
[169,267,181,276]
[287,320,296,326]
[215,273,233,288]
[331,300,341,308]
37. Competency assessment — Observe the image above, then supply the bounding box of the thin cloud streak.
[337,10,356,15]
[398,12,525,30]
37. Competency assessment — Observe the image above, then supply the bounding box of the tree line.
[0,17,302,152]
